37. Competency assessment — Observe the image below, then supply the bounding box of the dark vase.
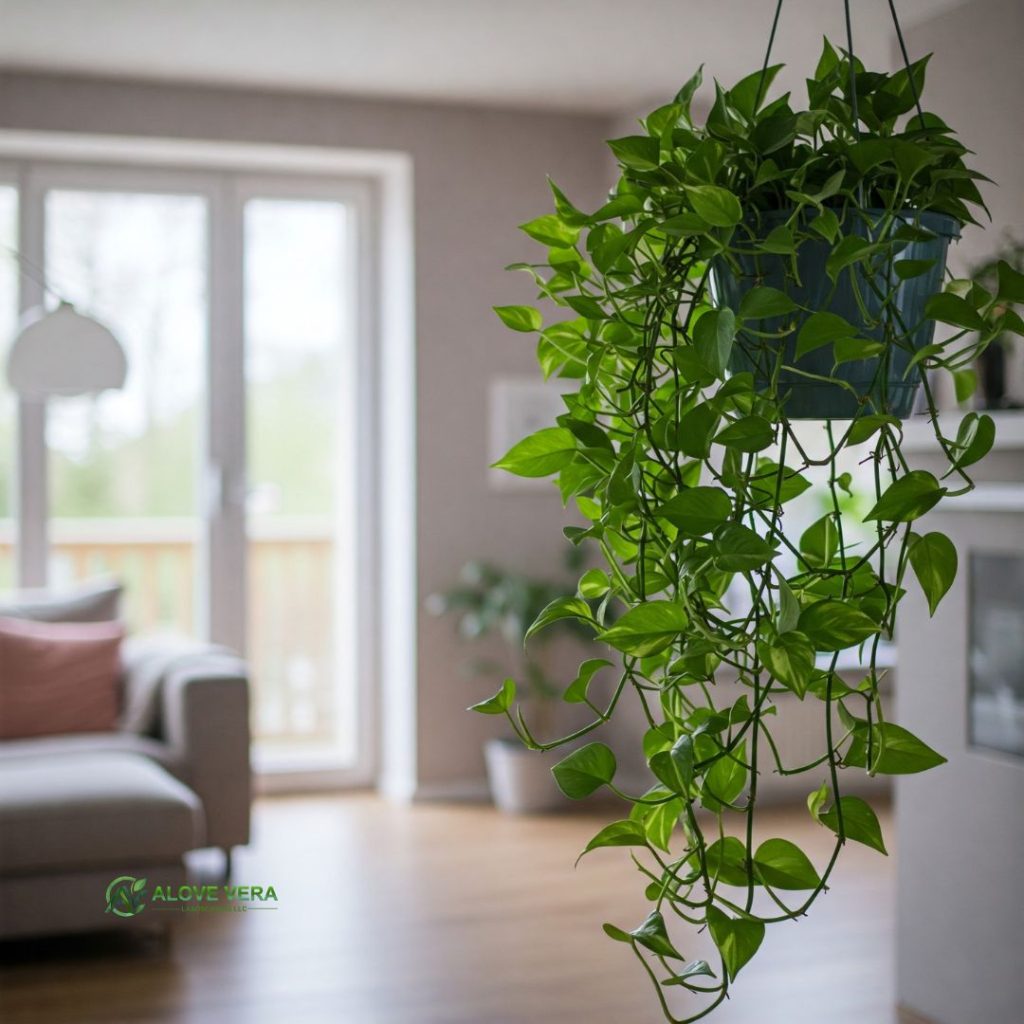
[712,208,960,420]
[978,341,1007,409]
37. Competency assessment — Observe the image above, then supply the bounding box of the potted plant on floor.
[971,233,1024,409]
[428,553,597,813]
[480,12,1023,1021]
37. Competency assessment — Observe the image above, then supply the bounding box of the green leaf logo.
[105,875,147,918]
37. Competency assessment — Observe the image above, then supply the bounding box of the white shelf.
[899,410,1024,453]
[933,484,1024,513]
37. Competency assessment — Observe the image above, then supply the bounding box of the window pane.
[244,197,355,767]
[45,189,207,632]
[0,186,17,589]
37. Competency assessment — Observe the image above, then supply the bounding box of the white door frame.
[0,132,417,794]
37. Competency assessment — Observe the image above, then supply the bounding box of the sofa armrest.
[160,654,252,850]
[120,635,233,737]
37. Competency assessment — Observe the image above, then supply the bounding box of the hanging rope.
[842,0,861,139]
[887,0,927,126]
[754,0,785,111]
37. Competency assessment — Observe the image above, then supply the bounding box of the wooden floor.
[0,795,922,1024]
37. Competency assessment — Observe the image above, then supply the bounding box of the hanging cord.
[842,0,860,139]
[754,0,785,111]
[0,242,73,308]
[887,0,927,126]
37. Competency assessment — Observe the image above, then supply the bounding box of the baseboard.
[411,778,491,804]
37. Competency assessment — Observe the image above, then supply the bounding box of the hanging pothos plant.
[478,26,1024,1024]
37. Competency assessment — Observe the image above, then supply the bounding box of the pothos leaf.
[552,743,617,799]
[706,906,765,981]
[908,531,957,615]
[630,910,686,960]
[468,678,516,715]
[576,820,647,865]
[599,601,689,656]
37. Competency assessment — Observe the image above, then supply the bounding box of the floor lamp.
[5,301,127,587]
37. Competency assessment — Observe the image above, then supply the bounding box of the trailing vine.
[477,31,1024,1023]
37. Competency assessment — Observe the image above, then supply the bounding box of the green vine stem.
[477,39,1024,1022]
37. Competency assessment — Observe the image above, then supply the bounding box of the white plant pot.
[484,738,564,814]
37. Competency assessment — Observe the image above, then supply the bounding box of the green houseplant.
[480,30,1024,1024]
[971,233,1024,408]
[428,553,594,812]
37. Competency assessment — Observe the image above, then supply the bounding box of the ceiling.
[0,0,969,115]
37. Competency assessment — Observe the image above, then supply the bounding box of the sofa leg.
[222,847,233,880]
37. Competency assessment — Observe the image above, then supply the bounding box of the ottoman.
[0,751,203,939]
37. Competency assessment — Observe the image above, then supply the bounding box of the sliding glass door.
[242,191,360,771]
[3,161,371,781]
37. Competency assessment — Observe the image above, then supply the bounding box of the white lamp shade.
[6,303,128,398]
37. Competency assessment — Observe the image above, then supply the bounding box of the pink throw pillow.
[0,616,124,740]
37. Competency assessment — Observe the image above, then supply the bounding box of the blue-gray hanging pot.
[712,208,960,420]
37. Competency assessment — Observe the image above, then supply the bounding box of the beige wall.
[906,0,1024,402]
[0,72,614,792]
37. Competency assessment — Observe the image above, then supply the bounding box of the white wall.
[896,5,1024,1018]
[896,500,1024,1024]
[0,71,615,793]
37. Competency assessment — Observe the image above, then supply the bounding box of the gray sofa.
[0,583,252,939]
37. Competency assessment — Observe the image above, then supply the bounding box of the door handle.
[205,464,247,516]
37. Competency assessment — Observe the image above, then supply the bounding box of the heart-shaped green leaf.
[630,910,685,959]
[864,470,946,522]
[563,658,613,704]
[799,600,880,651]
[924,292,986,332]
[685,185,742,227]
[526,596,594,640]
[706,906,765,981]
[908,531,957,615]
[714,415,776,453]
[493,304,542,333]
[655,487,732,537]
[493,426,576,478]
[552,742,617,799]
[577,820,647,865]
[753,838,821,889]
[819,795,888,854]
[468,678,516,715]
[795,310,859,358]
[519,214,580,249]
[738,285,797,320]
[758,632,815,697]
[712,523,777,572]
[599,601,688,656]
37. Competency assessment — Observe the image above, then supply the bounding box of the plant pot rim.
[742,205,961,239]
[486,735,531,750]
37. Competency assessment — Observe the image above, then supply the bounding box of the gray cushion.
[0,578,122,623]
[0,751,203,875]
[0,731,181,776]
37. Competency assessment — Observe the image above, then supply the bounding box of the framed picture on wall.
[969,552,1024,758]
[487,377,567,492]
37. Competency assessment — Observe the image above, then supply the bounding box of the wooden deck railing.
[0,518,337,748]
